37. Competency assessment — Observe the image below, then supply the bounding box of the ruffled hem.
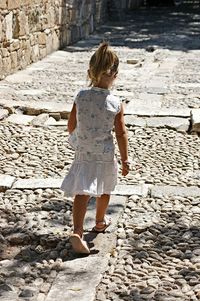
[61,153,118,198]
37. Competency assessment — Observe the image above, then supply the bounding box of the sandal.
[69,234,90,254]
[92,215,112,233]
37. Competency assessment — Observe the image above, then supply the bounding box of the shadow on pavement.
[63,5,200,52]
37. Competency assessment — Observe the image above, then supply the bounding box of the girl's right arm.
[114,104,129,176]
[68,103,77,134]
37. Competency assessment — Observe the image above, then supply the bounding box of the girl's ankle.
[73,228,83,238]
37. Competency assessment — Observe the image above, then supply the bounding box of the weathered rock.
[0,109,9,120]
[6,114,34,125]
[0,174,16,192]
[191,109,200,133]
[31,113,50,126]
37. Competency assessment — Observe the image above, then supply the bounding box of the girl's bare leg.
[73,194,90,237]
[96,194,110,222]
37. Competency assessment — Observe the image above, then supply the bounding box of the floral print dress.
[61,86,121,197]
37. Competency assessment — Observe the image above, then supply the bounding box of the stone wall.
[0,0,142,80]
[0,0,108,79]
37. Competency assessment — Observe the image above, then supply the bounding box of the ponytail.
[88,41,119,86]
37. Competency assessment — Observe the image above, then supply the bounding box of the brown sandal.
[69,234,90,254]
[92,215,112,233]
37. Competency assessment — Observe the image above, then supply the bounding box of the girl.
[61,42,129,254]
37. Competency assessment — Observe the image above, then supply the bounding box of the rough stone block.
[10,40,20,52]
[5,12,13,41]
[3,57,11,73]
[8,0,20,9]
[0,109,9,120]
[191,109,200,133]
[0,0,7,9]
[6,114,34,125]
[0,21,3,42]
[38,32,47,45]
[18,12,29,36]
[31,45,40,62]
[11,51,18,69]
[31,113,49,126]
[0,175,16,192]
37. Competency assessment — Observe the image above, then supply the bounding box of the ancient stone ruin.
[0,0,144,79]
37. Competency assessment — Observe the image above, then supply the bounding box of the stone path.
[0,5,200,301]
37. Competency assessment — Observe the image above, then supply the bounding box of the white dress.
[61,86,121,197]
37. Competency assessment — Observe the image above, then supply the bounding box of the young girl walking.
[61,42,129,254]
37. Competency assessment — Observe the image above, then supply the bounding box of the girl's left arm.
[68,103,77,133]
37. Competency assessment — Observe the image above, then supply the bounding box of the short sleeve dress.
[61,86,121,197]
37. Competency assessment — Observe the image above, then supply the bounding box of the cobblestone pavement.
[0,5,200,301]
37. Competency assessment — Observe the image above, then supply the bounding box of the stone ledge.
[0,175,16,192]
[151,185,200,198]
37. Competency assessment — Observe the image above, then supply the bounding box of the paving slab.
[124,115,147,127]
[12,178,63,189]
[151,185,200,198]
[124,106,191,117]
[45,256,108,301]
[125,116,190,131]
[112,184,150,197]
[146,117,190,132]
[0,175,16,192]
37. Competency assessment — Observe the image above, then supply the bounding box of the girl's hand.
[121,160,130,176]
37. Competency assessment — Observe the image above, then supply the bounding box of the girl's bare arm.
[68,103,77,133]
[114,104,129,176]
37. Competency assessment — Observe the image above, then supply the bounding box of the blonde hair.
[88,42,119,86]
